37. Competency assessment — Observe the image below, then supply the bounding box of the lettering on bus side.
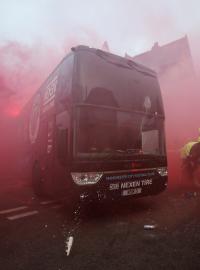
[43,75,58,113]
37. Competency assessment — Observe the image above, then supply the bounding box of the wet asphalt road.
[0,181,200,270]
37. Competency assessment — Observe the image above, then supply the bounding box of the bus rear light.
[157,167,168,177]
[71,172,103,185]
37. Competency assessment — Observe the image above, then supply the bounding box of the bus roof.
[71,45,157,78]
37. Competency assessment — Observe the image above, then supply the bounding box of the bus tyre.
[32,162,44,197]
[193,165,200,188]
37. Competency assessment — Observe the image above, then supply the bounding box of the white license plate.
[122,188,142,196]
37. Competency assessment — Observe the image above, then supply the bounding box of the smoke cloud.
[0,0,200,187]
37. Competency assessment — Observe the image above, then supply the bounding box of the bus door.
[39,118,55,194]
[54,110,70,194]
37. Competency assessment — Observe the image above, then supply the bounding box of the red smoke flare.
[0,41,65,185]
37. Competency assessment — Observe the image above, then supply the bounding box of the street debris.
[184,191,197,199]
[144,224,157,230]
[63,200,85,257]
[65,236,74,256]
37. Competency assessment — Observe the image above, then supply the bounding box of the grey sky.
[1,0,200,57]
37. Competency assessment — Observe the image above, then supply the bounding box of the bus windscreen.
[76,51,164,115]
[75,106,165,159]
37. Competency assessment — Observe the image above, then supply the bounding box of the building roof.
[126,36,194,75]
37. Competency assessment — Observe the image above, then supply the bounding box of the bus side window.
[56,55,74,111]
[56,111,69,165]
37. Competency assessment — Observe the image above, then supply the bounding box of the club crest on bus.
[29,94,41,144]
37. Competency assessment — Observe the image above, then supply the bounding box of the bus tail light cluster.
[157,167,168,177]
[71,172,103,185]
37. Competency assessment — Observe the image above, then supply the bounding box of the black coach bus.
[19,45,167,202]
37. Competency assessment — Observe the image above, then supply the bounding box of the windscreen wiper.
[102,149,126,160]
[102,149,144,160]
[125,149,142,154]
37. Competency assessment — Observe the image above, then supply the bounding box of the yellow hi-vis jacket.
[181,135,200,159]
[181,141,198,159]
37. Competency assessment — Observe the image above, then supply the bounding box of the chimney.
[102,41,110,52]
[152,42,159,50]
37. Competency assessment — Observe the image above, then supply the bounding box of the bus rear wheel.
[32,162,45,197]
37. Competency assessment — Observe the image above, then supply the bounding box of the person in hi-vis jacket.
[180,130,200,186]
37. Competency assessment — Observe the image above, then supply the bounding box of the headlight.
[71,172,103,185]
[157,167,168,177]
